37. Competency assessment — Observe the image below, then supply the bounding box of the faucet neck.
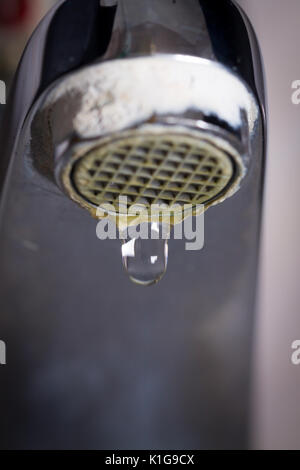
[102,0,214,60]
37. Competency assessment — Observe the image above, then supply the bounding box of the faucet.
[0,0,266,449]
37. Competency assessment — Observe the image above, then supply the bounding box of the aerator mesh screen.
[72,133,234,211]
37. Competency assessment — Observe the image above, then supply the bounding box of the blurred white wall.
[238,0,300,450]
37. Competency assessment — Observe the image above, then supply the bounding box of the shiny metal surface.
[0,0,266,449]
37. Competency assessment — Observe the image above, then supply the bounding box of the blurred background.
[0,0,299,450]
[0,0,56,86]
[238,0,300,450]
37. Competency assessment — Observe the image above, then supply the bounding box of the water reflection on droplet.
[121,222,169,286]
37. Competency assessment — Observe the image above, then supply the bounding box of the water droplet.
[121,222,169,286]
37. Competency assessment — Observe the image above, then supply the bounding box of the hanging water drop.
[121,222,169,286]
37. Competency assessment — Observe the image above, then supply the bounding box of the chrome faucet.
[0,0,266,449]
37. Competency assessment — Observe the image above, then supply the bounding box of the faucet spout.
[0,0,266,449]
